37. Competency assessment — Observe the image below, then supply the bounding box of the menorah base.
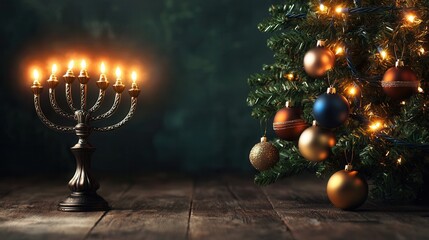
[58,192,109,212]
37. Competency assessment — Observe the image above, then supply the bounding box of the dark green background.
[0,0,276,175]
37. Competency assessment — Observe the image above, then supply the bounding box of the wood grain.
[263,175,429,240]
[86,174,193,240]
[188,175,293,240]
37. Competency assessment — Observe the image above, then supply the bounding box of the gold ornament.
[249,136,279,171]
[298,121,336,162]
[303,40,335,78]
[327,164,368,210]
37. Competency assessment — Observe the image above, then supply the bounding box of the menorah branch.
[89,90,106,113]
[91,93,122,121]
[33,94,75,133]
[49,89,75,120]
[80,84,87,110]
[66,83,77,112]
[93,97,138,132]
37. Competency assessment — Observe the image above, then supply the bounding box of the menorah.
[30,61,140,212]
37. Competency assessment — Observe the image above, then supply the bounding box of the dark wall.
[0,0,276,175]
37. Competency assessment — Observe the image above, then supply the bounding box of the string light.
[348,86,358,96]
[380,50,388,60]
[406,14,416,23]
[418,86,424,93]
[397,157,402,165]
[335,6,344,14]
[319,4,327,12]
[419,47,425,55]
[401,101,406,105]
[286,73,294,81]
[369,121,383,132]
[335,46,344,55]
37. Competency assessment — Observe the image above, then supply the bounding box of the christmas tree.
[248,0,429,202]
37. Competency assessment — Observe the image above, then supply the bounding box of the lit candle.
[99,62,107,81]
[33,69,40,85]
[64,60,75,78]
[131,71,138,89]
[115,67,122,82]
[47,64,60,88]
[79,59,89,79]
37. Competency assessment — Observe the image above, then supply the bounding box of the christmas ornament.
[273,101,308,141]
[327,164,368,210]
[381,59,419,101]
[303,40,335,78]
[298,121,336,162]
[249,136,280,171]
[313,87,350,128]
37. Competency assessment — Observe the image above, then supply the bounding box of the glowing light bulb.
[286,73,294,80]
[380,50,388,60]
[397,157,402,165]
[100,62,106,74]
[401,101,406,105]
[81,60,87,70]
[419,47,425,55]
[52,64,57,74]
[348,86,357,96]
[406,14,416,23]
[335,6,343,14]
[115,67,121,79]
[33,69,40,84]
[68,60,74,70]
[335,46,344,55]
[369,121,383,132]
[319,4,327,12]
[418,86,424,93]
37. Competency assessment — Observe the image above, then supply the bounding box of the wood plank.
[86,173,193,240]
[0,176,131,240]
[263,175,429,240]
[188,175,293,240]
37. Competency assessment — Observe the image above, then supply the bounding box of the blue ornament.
[313,87,350,128]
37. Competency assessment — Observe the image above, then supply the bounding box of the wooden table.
[0,174,428,240]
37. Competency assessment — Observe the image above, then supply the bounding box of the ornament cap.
[285,101,293,108]
[327,87,337,94]
[260,136,268,143]
[395,59,405,67]
[316,40,326,47]
[312,120,318,126]
[345,164,353,171]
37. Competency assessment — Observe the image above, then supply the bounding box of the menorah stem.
[58,110,109,212]
[80,84,87,110]
[66,83,77,112]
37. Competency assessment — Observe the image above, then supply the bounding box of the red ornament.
[273,102,308,141]
[381,60,419,101]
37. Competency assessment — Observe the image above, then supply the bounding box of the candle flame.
[101,62,106,74]
[81,60,87,69]
[131,71,137,82]
[33,69,40,81]
[68,60,74,69]
[52,64,57,74]
[115,67,121,78]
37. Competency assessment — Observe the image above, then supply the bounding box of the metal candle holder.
[31,64,140,212]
